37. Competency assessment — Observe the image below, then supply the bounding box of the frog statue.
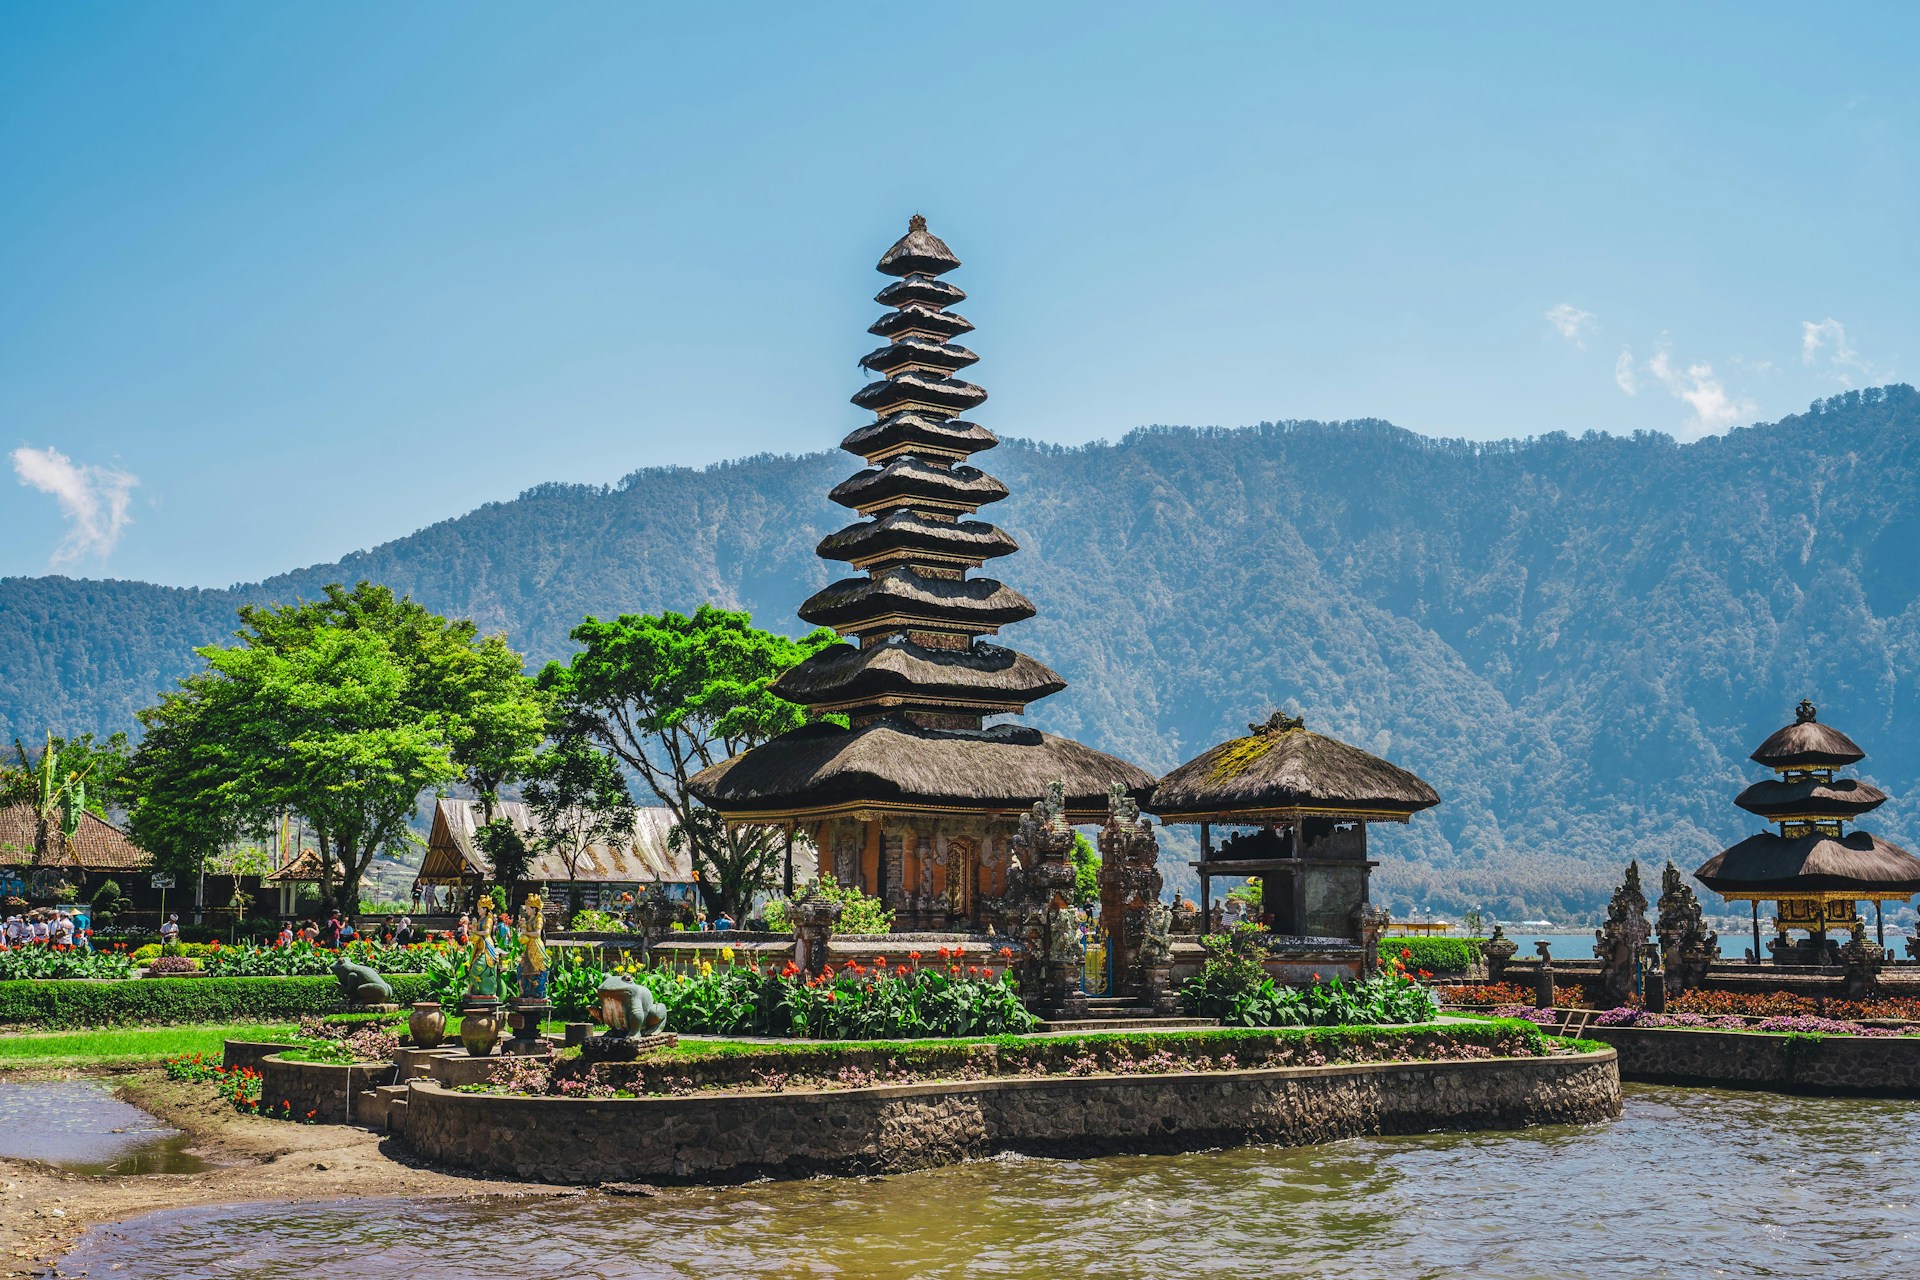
[331,956,394,1007]
[517,893,549,1001]
[581,970,670,1062]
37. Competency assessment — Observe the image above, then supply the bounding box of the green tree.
[1,732,123,875]
[1071,831,1100,910]
[539,604,839,920]
[522,735,635,909]
[127,583,536,913]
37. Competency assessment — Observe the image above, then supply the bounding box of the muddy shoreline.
[0,1071,579,1279]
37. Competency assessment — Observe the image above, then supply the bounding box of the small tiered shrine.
[1695,700,1920,965]
[689,217,1154,930]
[1148,711,1440,977]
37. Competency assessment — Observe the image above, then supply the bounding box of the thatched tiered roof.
[1148,712,1440,823]
[1697,700,1917,903]
[690,217,1149,819]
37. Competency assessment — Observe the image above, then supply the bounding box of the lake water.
[0,1079,207,1175]
[54,1085,1919,1278]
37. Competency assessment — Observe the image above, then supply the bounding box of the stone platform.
[398,1048,1620,1184]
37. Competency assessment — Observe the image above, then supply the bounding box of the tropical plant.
[547,949,606,1021]
[0,946,137,981]
[568,907,627,933]
[1181,928,1439,1028]
[1070,832,1099,909]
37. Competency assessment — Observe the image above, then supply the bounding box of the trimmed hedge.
[1385,936,1486,974]
[0,974,433,1030]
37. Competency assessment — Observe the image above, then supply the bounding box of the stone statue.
[331,956,393,1007]
[1480,924,1518,981]
[517,893,550,1001]
[993,781,1086,1018]
[788,883,843,978]
[581,970,670,1062]
[1840,922,1885,999]
[1533,939,1556,1009]
[1096,784,1162,994]
[1655,860,1717,995]
[1352,903,1391,976]
[1593,861,1651,1009]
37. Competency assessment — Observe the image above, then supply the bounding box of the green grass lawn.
[0,1022,298,1070]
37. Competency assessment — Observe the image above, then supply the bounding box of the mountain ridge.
[6,387,1918,919]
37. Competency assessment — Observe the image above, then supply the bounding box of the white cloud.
[1801,317,1880,386]
[10,445,139,566]
[1644,349,1753,439]
[1613,349,1639,395]
[1546,303,1597,348]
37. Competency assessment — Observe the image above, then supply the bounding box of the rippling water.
[56,1085,1919,1278]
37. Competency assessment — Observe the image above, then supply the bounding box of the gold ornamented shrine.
[689,218,1153,929]
[1695,700,1920,964]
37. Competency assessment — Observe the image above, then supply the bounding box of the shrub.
[761,876,895,936]
[568,908,627,933]
[145,956,202,976]
[198,939,448,978]
[1181,928,1439,1028]
[0,973,434,1029]
[1383,937,1485,974]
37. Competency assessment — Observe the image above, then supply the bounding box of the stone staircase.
[355,1038,545,1132]
[1039,995,1217,1034]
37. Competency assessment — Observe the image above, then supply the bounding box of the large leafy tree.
[540,604,838,919]
[522,736,635,910]
[127,582,545,911]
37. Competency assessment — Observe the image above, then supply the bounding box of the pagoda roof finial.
[1796,698,1818,724]
[909,213,927,232]
[878,214,960,277]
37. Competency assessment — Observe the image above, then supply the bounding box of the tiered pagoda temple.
[690,217,1153,930]
[1695,700,1920,963]
[1149,711,1439,974]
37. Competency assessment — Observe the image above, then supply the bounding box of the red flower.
[872,956,886,968]
[967,965,980,978]
[938,946,952,960]
[998,946,1014,959]
[1418,969,1433,979]
[1401,947,1413,960]
[826,990,838,1002]
[948,964,960,976]
[908,951,921,962]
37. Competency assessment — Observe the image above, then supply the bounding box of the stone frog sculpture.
[331,956,394,1007]
[597,971,668,1038]
[583,972,669,1062]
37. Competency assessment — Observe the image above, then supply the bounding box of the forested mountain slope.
[5,386,1918,918]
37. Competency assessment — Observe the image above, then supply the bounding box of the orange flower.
[938,946,952,960]
[998,946,1014,959]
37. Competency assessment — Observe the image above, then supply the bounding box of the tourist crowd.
[2,906,93,950]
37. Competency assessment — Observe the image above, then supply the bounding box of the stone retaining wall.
[1587,1026,1920,1095]
[221,1039,303,1072]
[258,1054,394,1124]
[400,1048,1619,1184]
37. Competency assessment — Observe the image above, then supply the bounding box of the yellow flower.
[721,946,736,964]
[700,960,713,976]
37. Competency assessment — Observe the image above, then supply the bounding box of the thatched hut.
[415,799,697,915]
[1695,700,1920,962]
[1147,712,1440,951]
[689,218,1152,930]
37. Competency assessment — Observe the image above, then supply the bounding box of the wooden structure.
[1148,712,1440,949]
[1695,700,1920,963]
[0,802,152,901]
[690,217,1153,929]
[415,799,697,912]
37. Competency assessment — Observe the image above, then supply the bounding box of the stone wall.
[258,1054,394,1124]
[1587,1026,1920,1096]
[222,1038,303,1072]
[400,1049,1619,1184]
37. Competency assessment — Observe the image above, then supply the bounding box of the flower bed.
[1435,981,1588,1008]
[1183,930,1438,1027]
[0,945,136,981]
[1592,1007,1920,1037]
[478,1020,1568,1099]
[200,938,448,977]
[634,949,1039,1038]
[1668,990,1920,1022]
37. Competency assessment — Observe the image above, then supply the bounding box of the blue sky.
[2,3,1913,586]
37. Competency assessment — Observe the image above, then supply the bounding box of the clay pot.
[459,1004,501,1057]
[409,1000,447,1050]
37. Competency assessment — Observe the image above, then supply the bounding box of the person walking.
[159,913,180,946]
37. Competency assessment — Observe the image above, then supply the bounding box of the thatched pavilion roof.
[415,800,695,887]
[841,412,997,465]
[818,510,1018,570]
[688,717,1154,823]
[0,803,152,872]
[1751,700,1865,769]
[771,639,1064,713]
[1695,831,1920,897]
[1147,713,1441,823]
[1734,776,1887,821]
